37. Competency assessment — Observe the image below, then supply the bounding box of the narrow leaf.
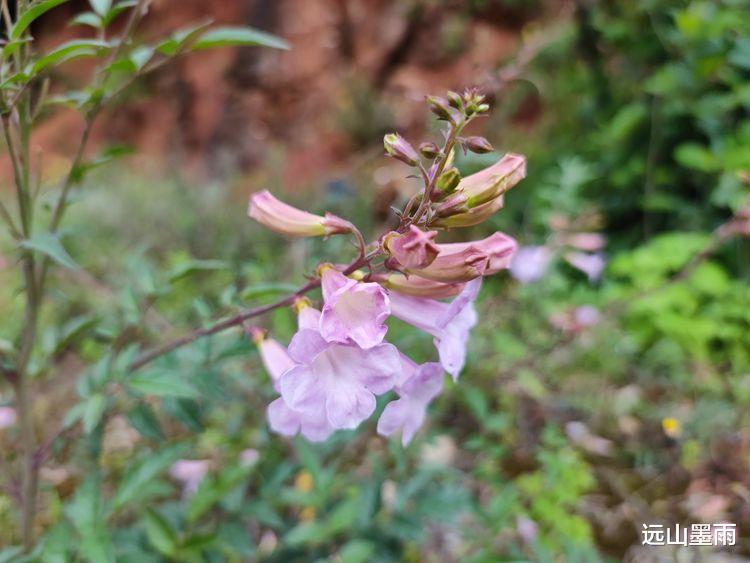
[19,232,78,269]
[127,371,199,399]
[192,26,290,51]
[12,0,71,39]
[32,39,110,74]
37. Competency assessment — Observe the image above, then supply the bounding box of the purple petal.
[297,307,321,331]
[287,329,327,364]
[320,280,390,349]
[377,397,427,446]
[267,397,301,436]
[325,381,377,429]
[321,268,355,302]
[279,365,326,412]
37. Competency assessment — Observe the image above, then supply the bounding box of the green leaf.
[126,402,164,440]
[66,474,115,563]
[102,0,137,26]
[168,259,228,283]
[143,509,177,557]
[83,393,106,434]
[19,232,78,269]
[88,0,112,16]
[112,443,188,510]
[12,0,71,39]
[240,282,298,301]
[192,26,290,51]
[127,371,199,399]
[70,11,102,28]
[31,39,110,74]
[41,521,75,563]
[154,22,212,56]
[187,465,252,522]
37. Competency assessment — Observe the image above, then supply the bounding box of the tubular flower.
[377,356,444,446]
[383,226,439,269]
[319,267,390,349]
[378,273,465,299]
[248,190,353,237]
[434,153,526,217]
[430,192,506,228]
[403,246,489,283]
[250,323,336,442]
[279,329,401,429]
[389,278,481,379]
[427,232,517,276]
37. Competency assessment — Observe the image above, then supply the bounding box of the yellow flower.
[662,417,681,438]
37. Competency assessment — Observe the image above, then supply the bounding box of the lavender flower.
[510,245,552,283]
[279,328,401,429]
[319,267,390,349]
[389,278,481,379]
[564,251,606,281]
[377,356,444,446]
[248,190,353,238]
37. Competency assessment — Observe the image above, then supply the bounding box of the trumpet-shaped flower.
[378,273,465,299]
[377,356,444,446]
[403,232,516,282]
[248,190,353,237]
[319,268,390,349]
[428,232,517,276]
[249,326,336,442]
[279,329,401,429]
[435,153,526,216]
[383,226,439,269]
[389,278,481,379]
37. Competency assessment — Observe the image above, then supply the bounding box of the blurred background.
[1,0,750,561]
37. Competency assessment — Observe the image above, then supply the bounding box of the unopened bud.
[419,142,440,159]
[464,136,493,154]
[426,95,453,121]
[447,91,463,109]
[384,133,419,166]
[435,167,461,197]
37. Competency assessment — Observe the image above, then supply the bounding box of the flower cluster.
[247,90,526,445]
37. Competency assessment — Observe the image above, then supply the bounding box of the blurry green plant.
[0,0,288,556]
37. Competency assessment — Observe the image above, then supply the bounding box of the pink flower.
[0,407,17,429]
[170,459,210,497]
[403,246,489,282]
[435,153,526,216]
[403,232,516,282]
[319,268,390,349]
[564,232,606,252]
[248,190,353,237]
[510,245,552,283]
[249,322,336,441]
[564,251,606,281]
[279,329,401,429]
[379,273,465,299]
[389,278,481,379]
[267,397,336,441]
[428,232,517,276]
[377,356,444,446]
[383,226,439,269]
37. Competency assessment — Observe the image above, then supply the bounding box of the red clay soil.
[11,0,551,189]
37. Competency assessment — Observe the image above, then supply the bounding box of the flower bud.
[248,190,354,238]
[430,194,505,229]
[383,225,439,269]
[377,273,465,299]
[433,153,526,223]
[464,136,493,154]
[430,232,517,276]
[426,95,459,122]
[447,90,463,109]
[404,246,489,282]
[419,142,440,159]
[384,133,419,166]
[435,167,461,197]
